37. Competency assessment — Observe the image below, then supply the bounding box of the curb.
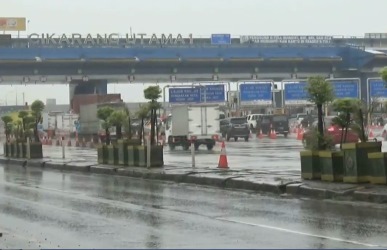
[2,157,387,204]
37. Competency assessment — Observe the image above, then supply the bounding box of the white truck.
[165,104,221,151]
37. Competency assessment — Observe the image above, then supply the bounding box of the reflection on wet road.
[1,164,387,249]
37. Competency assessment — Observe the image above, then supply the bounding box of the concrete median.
[1,155,387,204]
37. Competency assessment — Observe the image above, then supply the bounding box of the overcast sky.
[2,0,387,105]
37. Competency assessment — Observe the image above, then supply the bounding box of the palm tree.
[1,115,13,141]
[108,110,127,140]
[31,100,45,142]
[97,106,114,145]
[136,104,150,145]
[144,86,162,146]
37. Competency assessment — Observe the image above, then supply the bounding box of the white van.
[247,114,264,130]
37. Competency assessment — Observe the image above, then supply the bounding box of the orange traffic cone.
[257,129,264,139]
[217,141,229,169]
[270,129,277,139]
[297,128,303,140]
[369,129,374,139]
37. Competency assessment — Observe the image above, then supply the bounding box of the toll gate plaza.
[1,33,387,109]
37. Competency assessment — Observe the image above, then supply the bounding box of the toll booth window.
[273,116,287,122]
[231,118,247,124]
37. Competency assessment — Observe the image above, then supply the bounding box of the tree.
[108,110,127,140]
[144,86,162,146]
[332,98,361,149]
[31,100,45,142]
[136,104,150,145]
[305,76,334,150]
[124,107,132,140]
[97,106,114,145]
[1,115,13,141]
[380,67,387,86]
[18,110,29,142]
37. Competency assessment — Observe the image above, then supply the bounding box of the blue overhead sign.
[211,34,231,45]
[330,79,359,99]
[169,85,225,103]
[240,82,272,105]
[169,88,201,103]
[283,81,310,105]
[369,78,387,101]
[200,84,225,102]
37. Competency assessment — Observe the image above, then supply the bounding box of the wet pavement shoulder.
[1,156,387,204]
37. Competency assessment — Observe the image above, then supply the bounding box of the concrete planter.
[117,140,129,166]
[18,143,27,158]
[127,139,142,146]
[107,145,119,165]
[97,145,108,164]
[319,151,343,182]
[7,143,13,158]
[28,142,43,159]
[137,145,164,167]
[127,145,139,167]
[12,142,20,158]
[3,143,9,157]
[300,150,320,180]
[367,152,387,185]
[342,142,381,183]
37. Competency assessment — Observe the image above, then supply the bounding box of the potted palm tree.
[28,100,45,159]
[17,110,29,158]
[342,100,382,183]
[301,76,334,180]
[1,115,13,157]
[136,86,164,167]
[96,106,114,164]
[109,109,127,165]
[319,98,359,182]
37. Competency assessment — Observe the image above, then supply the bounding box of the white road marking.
[216,218,384,248]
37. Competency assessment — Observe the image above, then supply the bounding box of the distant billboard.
[240,35,332,44]
[211,34,231,45]
[0,17,26,31]
[327,78,360,99]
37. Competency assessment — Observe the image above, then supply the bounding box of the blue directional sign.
[169,88,201,103]
[369,79,387,101]
[284,81,309,105]
[330,80,359,99]
[211,34,231,45]
[169,85,225,103]
[200,84,225,102]
[240,82,272,105]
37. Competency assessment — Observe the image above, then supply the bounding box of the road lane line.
[216,218,384,248]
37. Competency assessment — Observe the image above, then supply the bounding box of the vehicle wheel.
[226,134,231,141]
[244,136,249,142]
[169,144,175,150]
[206,144,214,150]
[234,137,238,141]
[284,133,288,138]
[183,144,190,150]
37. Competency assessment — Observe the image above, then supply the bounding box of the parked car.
[220,117,250,142]
[302,116,359,148]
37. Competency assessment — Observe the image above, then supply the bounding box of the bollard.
[146,136,151,168]
[191,141,195,168]
[61,137,65,159]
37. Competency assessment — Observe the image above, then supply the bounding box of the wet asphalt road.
[1,164,387,249]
